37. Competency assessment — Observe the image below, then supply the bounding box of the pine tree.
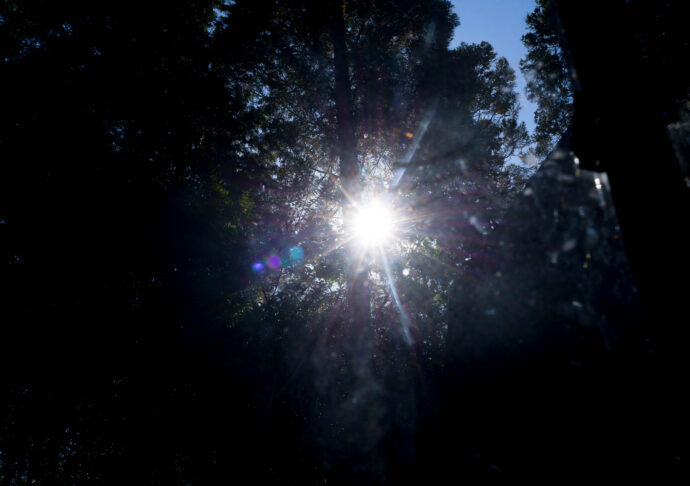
[2,0,538,482]
[520,0,573,157]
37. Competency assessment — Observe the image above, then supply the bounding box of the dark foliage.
[520,0,573,157]
[1,0,684,483]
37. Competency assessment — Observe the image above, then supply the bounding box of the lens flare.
[266,254,281,269]
[351,199,395,248]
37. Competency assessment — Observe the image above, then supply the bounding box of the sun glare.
[351,199,395,248]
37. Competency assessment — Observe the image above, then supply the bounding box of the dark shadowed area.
[1,0,687,483]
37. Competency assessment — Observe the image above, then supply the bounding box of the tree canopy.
[520,0,573,157]
[1,0,655,483]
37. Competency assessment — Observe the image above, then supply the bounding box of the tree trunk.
[329,0,369,328]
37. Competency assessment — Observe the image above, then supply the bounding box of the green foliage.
[520,0,573,157]
[0,0,557,482]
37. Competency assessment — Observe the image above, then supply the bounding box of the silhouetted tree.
[520,0,573,157]
[0,1,566,483]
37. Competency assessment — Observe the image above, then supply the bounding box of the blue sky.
[449,0,537,134]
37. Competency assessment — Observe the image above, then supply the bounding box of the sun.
[350,199,395,248]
